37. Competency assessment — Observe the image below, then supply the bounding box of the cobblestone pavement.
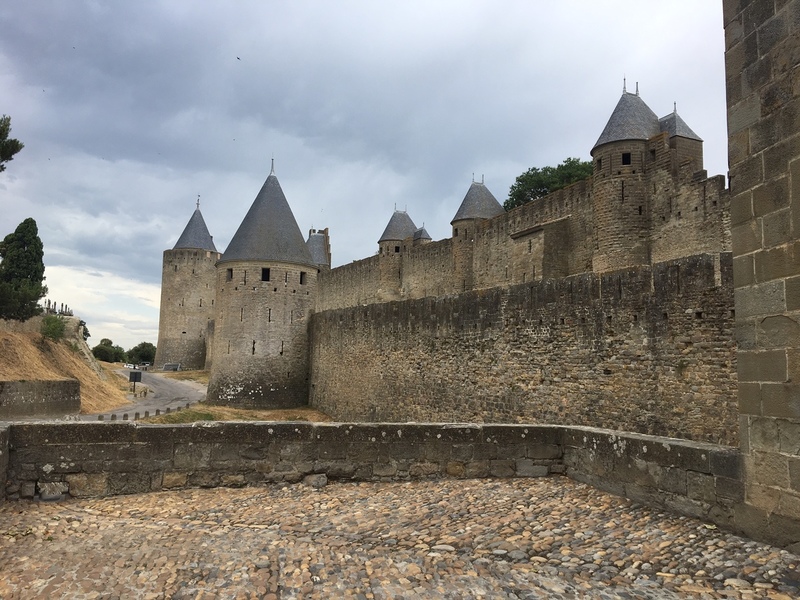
[1,477,798,599]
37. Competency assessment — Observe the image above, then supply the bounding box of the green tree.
[127,341,156,364]
[0,115,24,173]
[0,218,47,320]
[40,314,66,341]
[91,338,127,363]
[504,157,593,211]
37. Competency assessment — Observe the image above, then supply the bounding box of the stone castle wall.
[154,248,220,370]
[207,260,317,408]
[310,253,738,446]
[0,380,80,419]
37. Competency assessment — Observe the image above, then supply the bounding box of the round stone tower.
[590,86,657,273]
[206,166,318,408]
[154,202,220,370]
[450,179,504,292]
[377,210,416,301]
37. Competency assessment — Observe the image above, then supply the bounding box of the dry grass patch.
[0,331,130,413]
[142,404,333,424]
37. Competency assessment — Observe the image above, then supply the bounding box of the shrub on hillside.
[40,314,66,341]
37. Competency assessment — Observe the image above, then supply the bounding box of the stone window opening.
[262,268,270,281]
[285,272,289,283]
[649,149,656,161]
[596,158,602,171]
[199,299,202,307]
[174,264,178,271]
[622,152,631,165]
[243,270,247,285]
[227,341,230,354]
[300,272,307,285]
[280,341,284,356]
[226,268,233,281]
[268,308,272,322]
[240,307,244,321]
[528,239,532,253]
[454,228,458,237]
[252,340,256,355]
[395,246,400,253]
[695,311,704,319]
[638,206,643,215]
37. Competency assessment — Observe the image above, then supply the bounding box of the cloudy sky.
[0,1,728,350]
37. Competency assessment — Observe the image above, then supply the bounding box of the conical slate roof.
[413,227,431,241]
[220,172,315,267]
[592,91,660,152]
[173,208,217,252]
[307,231,330,267]
[451,181,505,224]
[379,211,417,243]
[659,110,702,141]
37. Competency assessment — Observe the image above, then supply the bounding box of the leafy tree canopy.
[92,339,127,363]
[0,115,24,173]
[0,218,47,320]
[128,341,156,364]
[504,157,593,211]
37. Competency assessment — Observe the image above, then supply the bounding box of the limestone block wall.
[0,380,80,419]
[207,260,316,408]
[154,248,220,370]
[4,421,780,544]
[310,253,737,445]
[724,0,800,544]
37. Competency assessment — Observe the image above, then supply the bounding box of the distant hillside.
[0,316,130,414]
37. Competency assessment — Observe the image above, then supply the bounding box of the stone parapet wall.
[5,420,794,547]
[0,380,80,419]
[311,253,737,445]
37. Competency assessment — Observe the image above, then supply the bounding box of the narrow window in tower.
[252,340,256,355]
[240,307,243,321]
[243,270,247,284]
[621,181,625,202]
[174,265,178,272]
[280,341,284,356]
[262,268,270,281]
[596,158,602,171]
[285,272,288,283]
[528,239,532,253]
[454,228,459,237]
[622,152,631,165]
[226,268,233,281]
[199,298,202,307]
[650,149,656,161]
[268,308,271,322]
[638,206,643,215]
[394,246,400,253]
[227,341,230,354]
[300,272,306,285]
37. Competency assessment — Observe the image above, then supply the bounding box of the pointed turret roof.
[220,170,315,266]
[658,108,702,141]
[413,227,431,242]
[379,210,417,243]
[307,231,330,267]
[451,181,504,224]
[592,91,660,152]
[174,208,217,252]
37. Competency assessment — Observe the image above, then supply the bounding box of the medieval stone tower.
[206,166,320,408]
[154,203,220,370]
[590,84,705,272]
[450,180,505,291]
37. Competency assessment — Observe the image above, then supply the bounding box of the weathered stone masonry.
[311,253,738,446]
[2,421,757,541]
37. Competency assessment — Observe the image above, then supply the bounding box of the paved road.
[80,370,207,421]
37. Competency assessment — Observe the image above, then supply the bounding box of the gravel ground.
[1,477,798,599]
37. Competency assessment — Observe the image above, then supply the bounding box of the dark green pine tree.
[0,218,48,320]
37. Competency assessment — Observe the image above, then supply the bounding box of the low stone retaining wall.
[3,421,796,547]
[0,380,81,419]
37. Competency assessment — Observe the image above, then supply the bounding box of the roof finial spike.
[270,157,275,175]
[472,172,475,183]
[623,76,626,94]
[635,81,639,96]
[196,194,200,210]
[481,174,485,184]
[674,101,677,113]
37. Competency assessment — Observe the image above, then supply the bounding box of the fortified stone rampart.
[310,253,737,445]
